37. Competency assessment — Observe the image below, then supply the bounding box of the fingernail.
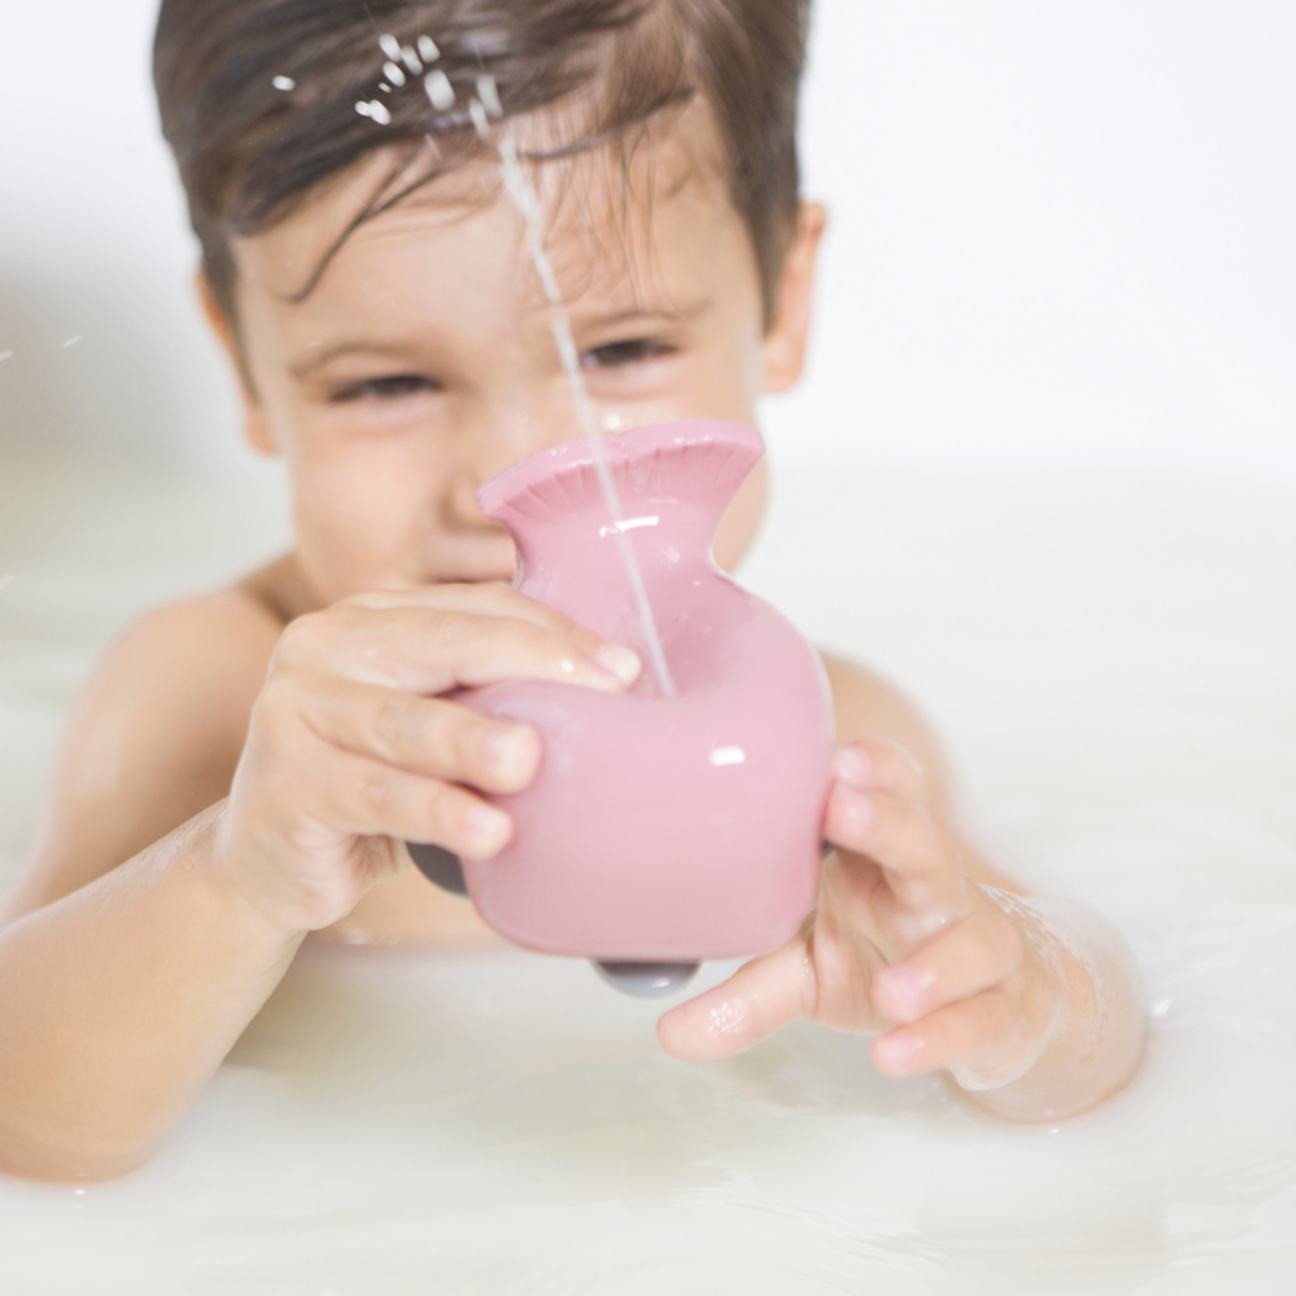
[840,788,873,827]
[832,745,870,787]
[595,643,642,686]
[486,725,539,780]
[466,804,512,854]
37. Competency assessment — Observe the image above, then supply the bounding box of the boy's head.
[153,0,826,607]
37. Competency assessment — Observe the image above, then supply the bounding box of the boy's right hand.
[212,582,642,936]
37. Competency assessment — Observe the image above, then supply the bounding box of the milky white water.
[0,453,1292,1291]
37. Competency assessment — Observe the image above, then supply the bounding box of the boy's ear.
[194,270,278,456]
[759,200,828,394]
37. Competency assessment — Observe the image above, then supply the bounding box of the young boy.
[0,0,1147,1183]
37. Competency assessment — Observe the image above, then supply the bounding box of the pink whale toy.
[407,419,836,994]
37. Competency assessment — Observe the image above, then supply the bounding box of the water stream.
[464,78,677,699]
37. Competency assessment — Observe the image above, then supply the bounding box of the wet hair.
[153,0,811,341]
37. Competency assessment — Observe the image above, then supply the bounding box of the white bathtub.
[1,451,1292,1293]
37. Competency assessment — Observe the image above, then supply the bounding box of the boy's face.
[208,99,825,609]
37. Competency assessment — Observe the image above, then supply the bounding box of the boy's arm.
[0,596,303,1183]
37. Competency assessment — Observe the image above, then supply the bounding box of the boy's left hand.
[656,737,1066,1089]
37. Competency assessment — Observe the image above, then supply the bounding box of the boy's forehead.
[234,96,735,315]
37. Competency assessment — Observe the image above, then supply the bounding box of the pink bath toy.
[407,419,836,994]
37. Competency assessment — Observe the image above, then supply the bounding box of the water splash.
[354,99,391,125]
[359,41,677,695]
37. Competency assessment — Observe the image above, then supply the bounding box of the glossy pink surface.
[454,419,836,962]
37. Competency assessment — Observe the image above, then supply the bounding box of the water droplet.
[418,36,440,63]
[378,34,402,61]
[383,61,406,87]
[424,69,454,111]
[368,100,392,126]
[0,349,13,362]
[400,45,423,75]
[61,335,83,349]
[476,73,502,118]
[271,75,295,92]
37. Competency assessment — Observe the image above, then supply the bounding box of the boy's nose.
[472,410,580,490]
[449,406,578,523]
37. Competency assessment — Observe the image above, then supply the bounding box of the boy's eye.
[581,338,674,369]
[328,374,439,403]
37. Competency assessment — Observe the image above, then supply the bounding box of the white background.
[1,0,1294,474]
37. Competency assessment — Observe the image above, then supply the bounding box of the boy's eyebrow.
[288,296,713,380]
[567,295,714,333]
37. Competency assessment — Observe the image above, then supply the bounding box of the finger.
[341,581,607,651]
[830,735,929,804]
[824,784,970,927]
[299,675,542,794]
[291,715,514,861]
[656,929,816,1061]
[275,603,640,694]
[869,985,1050,1087]
[870,902,1024,1026]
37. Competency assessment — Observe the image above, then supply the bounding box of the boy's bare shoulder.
[0,562,292,925]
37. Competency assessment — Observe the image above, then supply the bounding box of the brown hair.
[153,0,811,337]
